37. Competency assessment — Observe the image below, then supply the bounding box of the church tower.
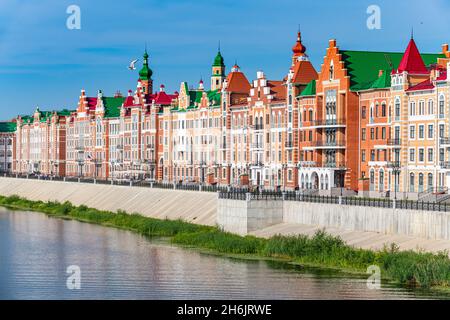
[211,47,225,91]
[139,49,153,94]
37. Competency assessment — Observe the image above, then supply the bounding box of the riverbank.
[1,194,450,290]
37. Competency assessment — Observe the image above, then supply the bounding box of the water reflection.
[0,208,448,300]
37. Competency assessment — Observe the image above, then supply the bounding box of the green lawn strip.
[1,194,449,289]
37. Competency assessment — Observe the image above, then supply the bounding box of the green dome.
[139,50,153,80]
[212,51,225,67]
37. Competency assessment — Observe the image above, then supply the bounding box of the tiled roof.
[396,39,428,74]
[103,97,125,118]
[0,121,16,132]
[299,80,316,97]
[153,91,177,105]
[267,80,286,101]
[339,50,444,91]
[291,59,318,85]
[226,71,251,93]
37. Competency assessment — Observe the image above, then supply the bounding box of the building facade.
[9,33,450,199]
[0,121,16,173]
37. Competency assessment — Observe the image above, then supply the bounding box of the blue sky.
[0,0,449,120]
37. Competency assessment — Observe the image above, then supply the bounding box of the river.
[0,208,448,300]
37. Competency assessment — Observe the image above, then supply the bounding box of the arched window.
[379,169,384,192]
[439,95,445,116]
[409,173,415,193]
[418,173,424,193]
[395,98,401,119]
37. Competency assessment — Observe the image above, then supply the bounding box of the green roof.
[57,109,75,116]
[212,51,225,67]
[103,97,125,118]
[369,70,391,90]
[172,89,221,113]
[299,80,316,97]
[0,122,16,132]
[139,50,153,81]
[340,50,445,91]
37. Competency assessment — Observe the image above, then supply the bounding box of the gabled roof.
[299,80,316,97]
[291,59,318,85]
[153,91,177,105]
[396,38,428,74]
[225,70,251,93]
[406,69,447,92]
[370,70,391,89]
[267,80,286,101]
[339,50,444,91]
[103,97,125,118]
[0,121,16,132]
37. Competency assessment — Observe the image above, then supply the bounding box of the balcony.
[298,161,317,167]
[440,138,450,145]
[300,118,346,129]
[251,161,263,167]
[387,138,401,146]
[440,161,450,169]
[312,140,346,148]
[251,143,264,149]
[387,161,401,169]
[323,161,346,169]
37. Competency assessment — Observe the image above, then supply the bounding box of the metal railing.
[387,138,401,146]
[218,190,450,212]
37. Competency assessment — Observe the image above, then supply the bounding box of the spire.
[397,37,428,74]
[139,48,153,80]
[292,30,306,57]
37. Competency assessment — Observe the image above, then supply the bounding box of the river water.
[0,208,448,300]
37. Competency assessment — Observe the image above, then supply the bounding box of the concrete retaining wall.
[0,177,217,226]
[217,198,283,235]
[283,201,450,240]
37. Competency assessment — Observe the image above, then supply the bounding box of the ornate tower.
[139,49,153,94]
[211,48,225,91]
[291,31,307,65]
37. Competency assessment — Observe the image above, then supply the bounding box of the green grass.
[1,194,450,289]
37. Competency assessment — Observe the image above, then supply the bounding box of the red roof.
[396,39,428,74]
[226,71,251,93]
[267,80,286,101]
[86,97,97,110]
[406,68,447,92]
[151,91,178,105]
[291,59,318,84]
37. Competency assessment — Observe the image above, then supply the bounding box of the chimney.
[442,44,449,57]
[378,70,384,77]
[329,39,337,48]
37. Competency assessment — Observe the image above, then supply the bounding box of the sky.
[0,0,449,120]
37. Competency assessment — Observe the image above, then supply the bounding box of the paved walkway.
[250,222,450,256]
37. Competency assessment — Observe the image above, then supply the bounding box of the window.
[370,128,375,140]
[428,148,434,162]
[409,149,415,162]
[428,100,434,114]
[440,148,445,162]
[370,149,375,161]
[381,103,386,117]
[419,125,424,139]
[361,150,366,162]
[439,124,445,138]
[428,125,434,139]
[419,148,424,162]
[362,107,366,119]
[410,101,416,116]
[410,125,415,139]
[361,128,366,141]
[395,99,401,119]
[381,127,386,139]
[409,173,415,193]
[428,173,433,190]
[439,95,445,116]
[418,173,424,193]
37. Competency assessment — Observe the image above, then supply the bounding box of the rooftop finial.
[218,40,221,52]
[411,27,414,40]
